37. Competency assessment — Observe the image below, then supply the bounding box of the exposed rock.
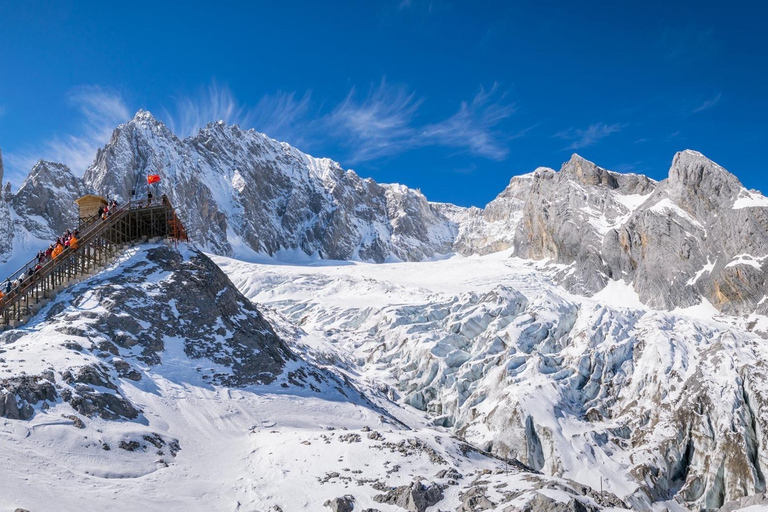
[324,495,355,512]
[53,245,294,385]
[62,385,139,420]
[512,154,655,295]
[504,491,599,512]
[0,392,20,419]
[119,440,140,451]
[457,485,496,511]
[373,480,444,512]
[0,374,57,420]
[62,414,85,429]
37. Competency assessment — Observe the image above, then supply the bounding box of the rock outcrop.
[47,244,295,385]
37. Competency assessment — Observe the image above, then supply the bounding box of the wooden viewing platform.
[0,199,188,328]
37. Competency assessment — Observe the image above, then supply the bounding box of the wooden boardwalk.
[0,200,188,328]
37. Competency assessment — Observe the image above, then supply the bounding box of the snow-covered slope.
[0,243,620,512]
[215,250,768,510]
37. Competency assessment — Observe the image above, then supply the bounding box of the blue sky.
[0,0,766,207]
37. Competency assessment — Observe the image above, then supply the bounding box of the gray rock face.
[450,150,768,317]
[82,111,455,262]
[0,374,57,420]
[373,480,444,512]
[11,160,85,237]
[602,150,768,314]
[505,491,599,512]
[511,154,656,295]
[438,172,532,257]
[323,495,355,512]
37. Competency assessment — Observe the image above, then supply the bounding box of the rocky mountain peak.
[132,108,161,125]
[24,159,74,184]
[121,109,177,144]
[667,149,743,202]
[560,153,619,188]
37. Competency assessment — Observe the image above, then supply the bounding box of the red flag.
[147,174,161,184]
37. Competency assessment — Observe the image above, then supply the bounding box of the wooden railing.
[0,200,188,327]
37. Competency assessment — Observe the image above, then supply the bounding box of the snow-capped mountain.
[83,110,455,262]
[0,154,86,274]
[78,111,768,317]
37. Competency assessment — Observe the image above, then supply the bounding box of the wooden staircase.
[0,200,188,328]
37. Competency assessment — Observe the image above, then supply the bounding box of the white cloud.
[420,83,516,160]
[691,92,721,113]
[555,122,625,150]
[162,81,257,138]
[320,80,518,163]
[5,85,130,180]
[323,78,422,162]
[161,83,316,150]
[249,91,313,146]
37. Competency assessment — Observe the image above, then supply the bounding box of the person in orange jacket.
[52,243,64,259]
[69,236,78,250]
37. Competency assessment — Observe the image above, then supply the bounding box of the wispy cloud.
[5,85,130,179]
[158,78,522,164]
[162,81,258,138]
[691,92,721,113]
[420,83,516,160]
[323,79,423,162]
[555,122,625,150]
[321,80,518,163]
[250,91,313,144]
[162,83,316,148]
